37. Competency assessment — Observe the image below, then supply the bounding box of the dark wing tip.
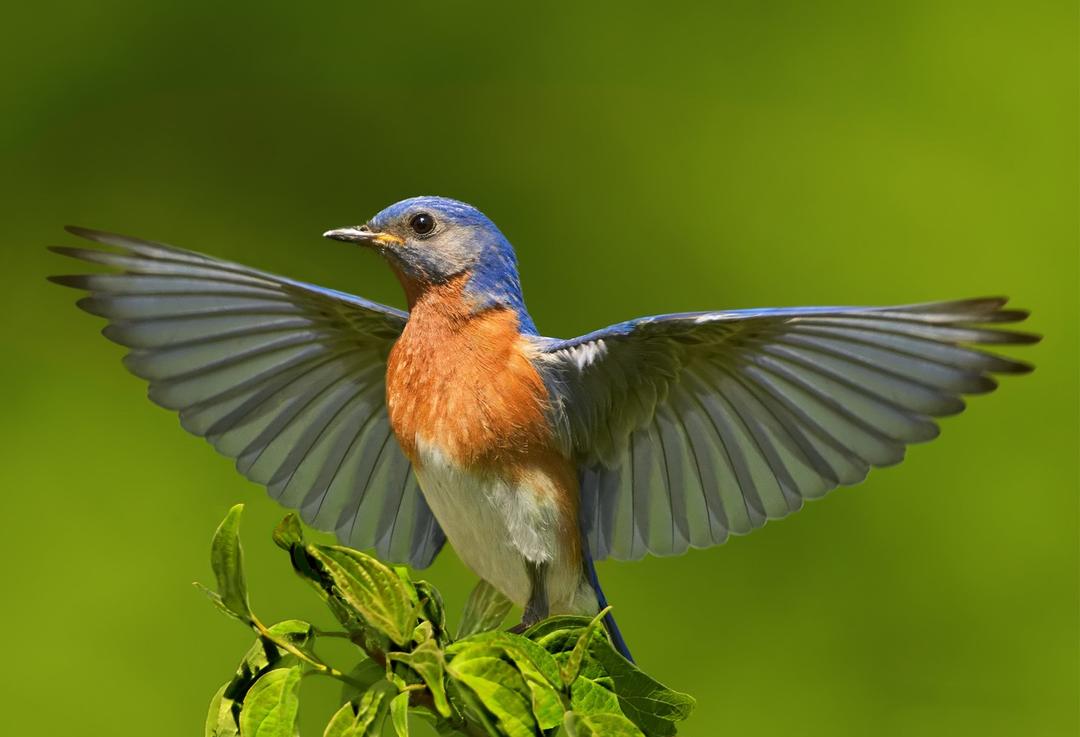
[991,300,1041,347]
[979,308,1029,323]
[969,295,1010,311]
[64,225,107,241]
[74,295,109,317]
[47,244,111,263]
[994,330,1042,346]
[64,225,151,251]
[970,298,1040,344]
[46,274,91,289]
[64,223,168,252]
[1010,360,1037,374]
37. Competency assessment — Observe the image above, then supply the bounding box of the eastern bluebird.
[51,196,1037,661]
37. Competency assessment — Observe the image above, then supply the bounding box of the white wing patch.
[562,339,608,370]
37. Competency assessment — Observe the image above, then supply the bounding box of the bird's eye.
[409,213,435,236]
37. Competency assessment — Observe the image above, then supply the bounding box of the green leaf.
[562,608,609,686]
[324,687,389,737]
[450,631,562,688]
[457,579,513,639]
[569,676,622,717]
[278,543,373,642]
[338,659,387,706]
[446,679,503,737]
[237,618,315,674]
[517,666,563,729]
[210,504,251,621]
[524,617,694,736]
[239,667,302,737]
[205,620,314,736]
[200,512,697,737]
[389,692,410,737]
[587,637,694,737]
[195,583,248,624]
[412,620,435,644]
[394,566,420,604]
[414,580,447,641]
[449,634,564,729]
[563,711,646,737]
[449,656,539,737]
[230,621,314,691]
[306,545,418,646]
[272,514,304,551]
[206,682,240,737]
[388,638,451,718]
[523,616,594,653]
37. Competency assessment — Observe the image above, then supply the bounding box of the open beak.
[322,226,404,247]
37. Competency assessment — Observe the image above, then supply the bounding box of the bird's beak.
[322,226,404,248]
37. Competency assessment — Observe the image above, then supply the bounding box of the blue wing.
[50,227,445,568]
[535,299,1037,561]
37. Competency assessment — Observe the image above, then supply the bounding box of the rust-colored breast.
[385,275,554,470]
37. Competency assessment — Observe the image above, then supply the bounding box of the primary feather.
[534,299,1037,560]
[50,227,445,568]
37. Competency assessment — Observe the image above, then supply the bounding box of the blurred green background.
[2,1,1076,735]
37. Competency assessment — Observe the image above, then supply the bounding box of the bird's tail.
[583,549,634,663]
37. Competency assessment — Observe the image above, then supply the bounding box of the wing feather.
[539,298,1037,561]
[50,228,443,567]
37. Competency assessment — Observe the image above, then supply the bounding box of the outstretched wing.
[50,227,445,568]
[536,299,1037,561]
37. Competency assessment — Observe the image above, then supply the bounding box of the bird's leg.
[511,561,549,633]
[523,561,549,625]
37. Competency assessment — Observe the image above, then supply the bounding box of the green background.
[2,2,1076,735]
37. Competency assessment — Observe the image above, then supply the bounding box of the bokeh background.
[2,2,1076,735]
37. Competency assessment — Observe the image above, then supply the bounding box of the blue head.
[324,196,536,334]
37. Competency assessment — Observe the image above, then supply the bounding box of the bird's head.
[324,196,534,331]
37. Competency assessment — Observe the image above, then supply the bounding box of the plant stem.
[249,613,357,685]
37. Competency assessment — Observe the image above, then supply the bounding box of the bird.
[50,195,1038,661]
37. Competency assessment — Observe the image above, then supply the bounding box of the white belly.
[413,438,596,614]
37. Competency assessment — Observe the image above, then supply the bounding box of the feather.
[538,299,1037,560]
[50,229,443,568]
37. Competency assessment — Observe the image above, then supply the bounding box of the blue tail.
[583,549,634,663]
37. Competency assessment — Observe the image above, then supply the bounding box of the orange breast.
[386,274,556,470]
[385,273,582,567]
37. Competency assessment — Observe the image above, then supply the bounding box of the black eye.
[409,213,435,235]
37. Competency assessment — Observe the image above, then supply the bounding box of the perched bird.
[50,196,1037,661]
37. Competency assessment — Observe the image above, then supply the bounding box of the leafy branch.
[198,505,695,737]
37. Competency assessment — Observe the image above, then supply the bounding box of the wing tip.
[1007,331,1042,346]
[64,224,96,239]
[63,225,163,252]
[993,357,1037,375]
[47,244,91,260]
[991,307,1029,320]
[46,273,89,289]
[64,225,129,244]
[951,296,1040,346]
[74,294,108,317]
